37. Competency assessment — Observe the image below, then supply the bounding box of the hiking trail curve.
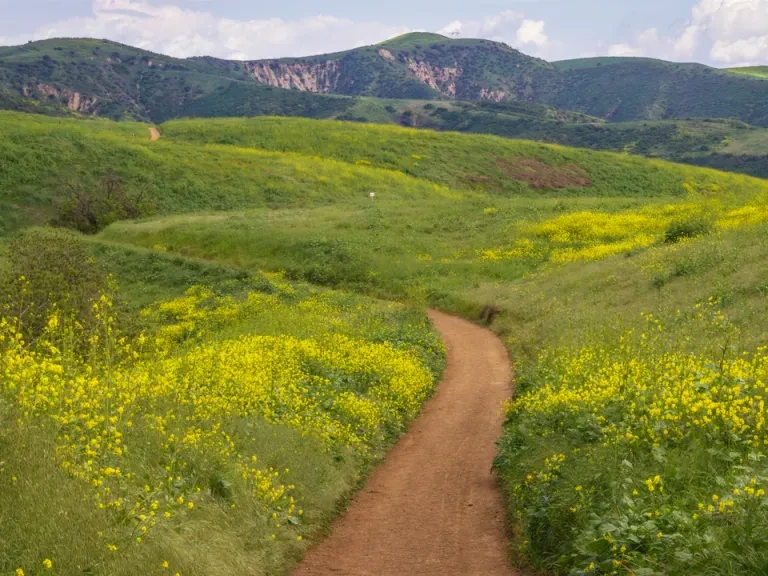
[293,310,516,576]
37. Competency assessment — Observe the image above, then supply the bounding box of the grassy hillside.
[230,34,768,126]
[159,116,768,199]
[9,111,768,237]
[727,66,768,79]
[549,57,768,125]
[7,112,768,574]
[6,36,768,185]
[0,112,463,234]
[385,104,768,179]
[0,229,444,576]
[95,115,768,575]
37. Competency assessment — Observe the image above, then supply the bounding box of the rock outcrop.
[404,59,462,97]
[245,61,341,93]
[479,88,506,102]
[26,83,99,112]
[244,49,508,102]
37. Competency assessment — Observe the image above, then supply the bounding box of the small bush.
[664,217,714,244]
[2,228,109,341]
[53,168,155,234]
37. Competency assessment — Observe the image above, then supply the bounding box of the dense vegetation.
[1,227,444,576]
[5,34,768,129]
[0,38,363,122]
[96,116,768,575]
[7,111,768,574]
[10,112,768,237]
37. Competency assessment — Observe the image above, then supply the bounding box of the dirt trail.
[294,310,515,576]
[149,127,161,141]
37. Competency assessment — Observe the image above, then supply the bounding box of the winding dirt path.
[294,310,515,576]
[149,127,161,141]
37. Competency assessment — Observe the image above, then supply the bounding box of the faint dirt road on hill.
[293,310,515,576]
[149,127,161,141]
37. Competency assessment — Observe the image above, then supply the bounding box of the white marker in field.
[369,192,376,199]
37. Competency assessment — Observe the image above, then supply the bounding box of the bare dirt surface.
[293,310,516,576]
[149,127,161,141]
[496,157,592,189]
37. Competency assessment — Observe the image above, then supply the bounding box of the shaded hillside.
[550,57,768,125]
[4,35,768,128]
[0,38,361,122]
[201,34,768,126]
[383,103,768,179]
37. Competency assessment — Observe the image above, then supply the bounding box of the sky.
[0,0,766,67]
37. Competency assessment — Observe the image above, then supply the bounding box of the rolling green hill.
[549,57,768,125]
[204,34,768,126]
[4,35,768,183]
[198,32,557,103]
[5,110,768,575]
[93,114,768,576]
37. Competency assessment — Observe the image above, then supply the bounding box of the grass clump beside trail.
[0,229,444,576]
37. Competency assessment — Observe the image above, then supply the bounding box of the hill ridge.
[2,35,768,128]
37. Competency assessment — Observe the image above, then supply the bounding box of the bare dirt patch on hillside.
[497,157,592,189]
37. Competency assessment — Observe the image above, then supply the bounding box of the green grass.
[0,229,445,576]
[8,111,768,574]
[89,114,768,575]
[159,116,768,198]
[377,32,452,50]
[727,66,768,79]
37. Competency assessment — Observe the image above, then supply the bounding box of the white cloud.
[601,0,768,65]
[690,0,768,63]
[0,3,563,62]
[607,43,642,57]
[437,10,552,56]
[673,25,700,58]
[516,20,547,47]
[605,25,697,60]
[1,0,411,60]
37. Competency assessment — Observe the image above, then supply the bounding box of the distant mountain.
[199,33,768,126]
[195,33,557,103]
[0,38,356,122]
[2,33,768,130]
[550,57,768,126]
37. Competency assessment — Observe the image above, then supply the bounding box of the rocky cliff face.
[403,58,462,98]
[245,61,341,93]
[245,48,512,102]
[23,84,99,113]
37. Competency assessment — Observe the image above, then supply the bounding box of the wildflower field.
[0,233,444,575]
[7,111,768,574]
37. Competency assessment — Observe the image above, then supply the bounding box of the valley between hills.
[3,31,768,576]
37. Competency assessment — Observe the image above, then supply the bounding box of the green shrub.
[2,228,109,340]
[52,168,155,234]
[664,217,714,244]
